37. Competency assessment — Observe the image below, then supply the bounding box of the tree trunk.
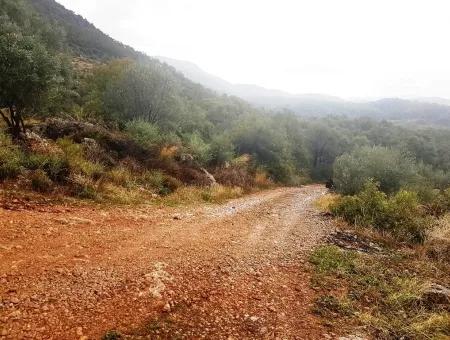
[5,106,26,139]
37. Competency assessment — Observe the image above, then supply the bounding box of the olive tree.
[0,18,60,137]
[103,62,180,126]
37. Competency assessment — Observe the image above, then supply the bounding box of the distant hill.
[24,1,450,128]
[28,0,147,61]
[158,57,450,128]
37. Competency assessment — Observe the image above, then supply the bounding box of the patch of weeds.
[310,245,356,275]
[30,169,53,193]
[0,132,23,180]
[314,193,340,213]
[310,237,450,339]
[201,185,243,203]
[313,295,354,317]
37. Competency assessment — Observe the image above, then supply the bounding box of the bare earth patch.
[0,185,334,339]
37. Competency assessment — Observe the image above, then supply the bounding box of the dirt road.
[0,185,335,339]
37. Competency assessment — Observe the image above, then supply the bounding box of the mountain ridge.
[157,56,450,127]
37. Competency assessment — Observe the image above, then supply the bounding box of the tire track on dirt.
[0,185,333,339]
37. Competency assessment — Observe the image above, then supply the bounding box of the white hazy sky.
[57,0,450,99]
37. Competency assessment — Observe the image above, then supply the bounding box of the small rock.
[76,327,83,336]
[163,303,171,312]
[173,215,181,220]
[249,316,259,322]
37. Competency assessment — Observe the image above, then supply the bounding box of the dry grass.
[159,146,178,160]
[100,183,152,204]
[313,193,340,212]
[106,167,135,188]
[429,214,450,241]
[161,185,244,206]
[202,185,244,203]
[254,170,274,189]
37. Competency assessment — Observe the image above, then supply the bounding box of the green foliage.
[125,120,161,148]
[0,15,70,119]
[30,169,52,192]
[184,132,211,165]
[138,170,182,196]
[0,132,23,179]
[209,134,235,166]
[24,153,70,183]
[0,0,449,191]
[103,62,180,125]
[333,146,418,195]
[331,181,432,243]
[56,138,104,178]
[310,245,356,275]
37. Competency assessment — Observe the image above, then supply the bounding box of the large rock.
[422,283,450,307]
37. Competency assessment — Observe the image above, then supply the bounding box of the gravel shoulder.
[0,185,334,339]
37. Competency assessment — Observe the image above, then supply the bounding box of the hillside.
[28,0,146,61]
[158,57,450,128]
[20,0,450,128]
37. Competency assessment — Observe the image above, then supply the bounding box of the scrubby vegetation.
[313,171,450,338]
[309,230,450,339]
[0,0,449,209]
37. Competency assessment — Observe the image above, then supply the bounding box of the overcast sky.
[57,0,450,99]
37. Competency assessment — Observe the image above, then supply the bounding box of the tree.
[333,146,419,195]
[103,62,179,125]
[306,123,345,180]
[0,18,60,137]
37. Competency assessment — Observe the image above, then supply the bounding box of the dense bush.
[24,153,70,182]
[333,146,419,195]
[331,181,432,243]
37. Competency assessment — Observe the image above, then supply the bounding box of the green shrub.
[331,181,431,243]
[0,132,23,180]
[24,153,70,182]
[30,170,53,193]
[209,134,235,166]
[70,174,97,199]
[331,181,387,227]
[125,119,161,148]
[333,146,418,195]
[310,245,356,275]
[56,138,104,179]
[139,171,181,196]
[184,132,211,165]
